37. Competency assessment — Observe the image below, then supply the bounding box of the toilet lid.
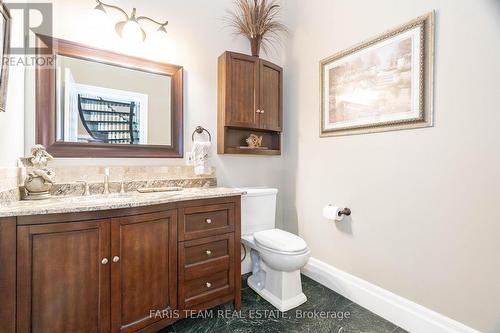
[253,229,308,253]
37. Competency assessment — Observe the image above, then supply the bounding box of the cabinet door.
[17,220,110,333]
[225,52,260,128]
[111,211,177,333]
[259,60,283,131]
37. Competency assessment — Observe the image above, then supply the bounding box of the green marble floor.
[159,274,408,333]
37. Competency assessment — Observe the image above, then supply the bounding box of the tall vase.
[250,36,262,57]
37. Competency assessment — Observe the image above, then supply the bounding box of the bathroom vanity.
[0,188,242,333]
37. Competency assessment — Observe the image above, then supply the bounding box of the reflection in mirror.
[56,55,172,146]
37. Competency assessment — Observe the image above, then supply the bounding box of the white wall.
[282,0,500,332]
[21,0,286,224]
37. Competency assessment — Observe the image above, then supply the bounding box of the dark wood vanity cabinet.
[0,196,241,333]
[178,202,238,310]
[218,51,283,155]
[17,220,111,333]
[111,211,177,333]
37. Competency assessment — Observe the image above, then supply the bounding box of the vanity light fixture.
[93,0,169,42]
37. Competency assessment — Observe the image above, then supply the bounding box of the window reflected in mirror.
[55,55,172,146]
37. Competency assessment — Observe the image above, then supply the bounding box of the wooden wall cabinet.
[218,51,283,155]
[1,196,241,333]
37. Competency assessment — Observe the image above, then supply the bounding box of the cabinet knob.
[261,109,265,114]
[101,258,109,265]
[206,250,212,256]
[206,282,212,288]
[206,218,212,224]
[256,109,260,113]
[113,256,120,263]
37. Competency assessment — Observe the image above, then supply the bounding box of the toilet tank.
[240,188,278,236]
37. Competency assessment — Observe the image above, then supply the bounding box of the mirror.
[56,55,172,146]
[36,37,183,158]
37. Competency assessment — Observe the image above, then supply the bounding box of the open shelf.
[224,147,281,155]
[218,127,281,155]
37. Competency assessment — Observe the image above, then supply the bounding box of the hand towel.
[191,141,212,175]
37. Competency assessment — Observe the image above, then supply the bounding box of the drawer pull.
[101,258,108,265]
[205,218,212,224]
[205,250,212,256]
[113,256,120,263]
[206,282,212,288]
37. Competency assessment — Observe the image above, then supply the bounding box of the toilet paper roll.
[323,205,344,222]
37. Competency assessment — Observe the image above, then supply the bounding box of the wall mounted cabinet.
[218,51,283,155]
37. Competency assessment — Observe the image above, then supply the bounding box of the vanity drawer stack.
[178,200,241,310]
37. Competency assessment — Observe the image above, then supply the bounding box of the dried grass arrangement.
[225,0,288,57]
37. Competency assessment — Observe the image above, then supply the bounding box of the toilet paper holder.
[338,207,351,217]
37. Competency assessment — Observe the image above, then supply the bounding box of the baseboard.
[301,257,480,333]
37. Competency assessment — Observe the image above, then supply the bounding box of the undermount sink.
[58,191,182,204]
[60,194,135,204]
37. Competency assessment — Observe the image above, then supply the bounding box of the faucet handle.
[77,181,91,196]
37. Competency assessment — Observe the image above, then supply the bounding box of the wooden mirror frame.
[36,36,183,158]
[0,1,11,112]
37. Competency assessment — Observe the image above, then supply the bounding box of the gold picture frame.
[0,1,11,112]
[320,12,434,137]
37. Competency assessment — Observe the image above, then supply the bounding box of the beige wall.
[282,0,500,332]
[21,0,286,224]
[4,0,499,330]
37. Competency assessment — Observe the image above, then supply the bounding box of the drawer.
[179,233,234,281]
[182,270,232,307]
[179,203,235,240]
[185,238,229,265]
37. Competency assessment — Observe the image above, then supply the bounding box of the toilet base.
[247,261,307,312]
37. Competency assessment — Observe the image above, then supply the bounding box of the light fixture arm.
[94,0,169,40]
[95,0,129,19]
[137,16,169,29]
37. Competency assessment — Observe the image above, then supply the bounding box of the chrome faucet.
[77,181,91,196]
[103,168,110,194]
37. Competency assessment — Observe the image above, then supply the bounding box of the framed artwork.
[0,0,10,112]
[320,12,434,137]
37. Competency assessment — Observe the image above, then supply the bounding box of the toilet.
[240,188,310,311]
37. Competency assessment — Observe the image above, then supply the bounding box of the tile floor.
[159,274,408,333]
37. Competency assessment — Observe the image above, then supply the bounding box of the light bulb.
[93,3,108,22]
[121,20,145,44]
[92,4,112,30]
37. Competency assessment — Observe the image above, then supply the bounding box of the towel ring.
[191,126,212,142]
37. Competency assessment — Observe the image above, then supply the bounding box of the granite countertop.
[0,187,244,218]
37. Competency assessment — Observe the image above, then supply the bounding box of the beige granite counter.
[0,187,244,218]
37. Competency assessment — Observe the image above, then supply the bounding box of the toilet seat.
[254,229,308,254]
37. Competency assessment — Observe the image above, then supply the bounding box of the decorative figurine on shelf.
[246,134,263,148]
[23,145,56,200]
